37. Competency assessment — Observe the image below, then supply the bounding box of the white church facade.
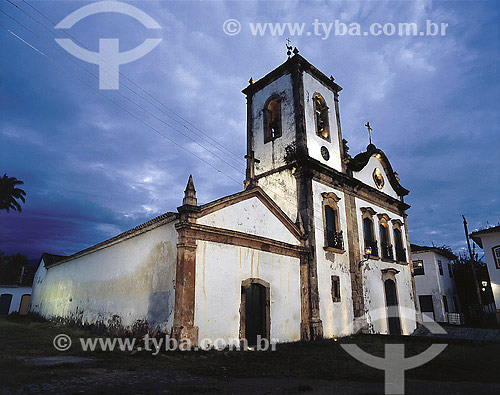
[31,53,418,345]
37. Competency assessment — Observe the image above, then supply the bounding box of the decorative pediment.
[360,207,376,216]
[347,144,409,197]
[321,192,341,202]
[377,213,391,222]
[391,219,404,227]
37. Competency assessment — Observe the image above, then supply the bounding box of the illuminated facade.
[31,53,417,344]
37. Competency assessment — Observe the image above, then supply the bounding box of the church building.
[31,52,418,345]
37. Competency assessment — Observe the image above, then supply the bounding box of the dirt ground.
[1,316,499,394]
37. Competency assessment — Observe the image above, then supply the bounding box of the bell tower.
[242,52,346,340]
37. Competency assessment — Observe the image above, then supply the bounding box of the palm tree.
[0,173,26,212]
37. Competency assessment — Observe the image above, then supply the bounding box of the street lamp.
[359,247,372,268]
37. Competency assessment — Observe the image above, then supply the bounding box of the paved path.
[2,369,500,394]
[412,325,500,342]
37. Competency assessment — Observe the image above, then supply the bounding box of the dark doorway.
[0,294,13,315]
[419,295,435,321]
[384,279,401,335]
[243,283,267,346]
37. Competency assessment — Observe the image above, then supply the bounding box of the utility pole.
[462,215,483,318]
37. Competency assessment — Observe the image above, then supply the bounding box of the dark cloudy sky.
[1,0,499,260]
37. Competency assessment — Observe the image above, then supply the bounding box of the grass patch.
[1,316,499,389]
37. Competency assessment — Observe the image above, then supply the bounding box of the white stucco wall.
[252,73,296,176]
[354,197,416,335]
[353,156,399,199]
[302,71,342,172]
[30,221,178,332]
[412,250,458,322]
[0,286,32,314]
[194,241,301,343]
[311,180,354,337]
[258,168,297,222]
[474,232,500,312]
[198,196,299,246]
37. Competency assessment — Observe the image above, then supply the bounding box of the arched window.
[378,214,393,260]
[322,192,343,251]
[392,220,406,263]
[361,207,378,257]
[313,94,330,141]
[263,96,282,143]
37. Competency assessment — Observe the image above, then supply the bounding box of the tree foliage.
[0,173,26,212]
[0,252,34,285]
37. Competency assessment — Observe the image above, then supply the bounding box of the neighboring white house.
[470,225,500,326]
[411,244,460,323]
[31,52,418,345]
[0,285,32,315]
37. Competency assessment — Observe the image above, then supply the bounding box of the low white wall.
[194,240,301,343]
[30,221,178,332]
[0,286,32,314]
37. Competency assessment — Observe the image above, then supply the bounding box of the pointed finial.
[183,174,197,206]
[293,47,299,55]
[249,77,254,85]
[286,38,293,58]
[296,212,305,235]
[330,75,335,81]
[364,122,373,145]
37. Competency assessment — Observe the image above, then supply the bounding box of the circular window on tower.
[321,146,330,161]
[373,168,384,190]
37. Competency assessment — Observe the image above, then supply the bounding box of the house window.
[322,192,343,251]
[331,275,341,302]
[263,96,282,143]
[413,260,425,275]
[438,260,443,275]
[378,214,393,260]
[361,207,378,257]
[363,218,377,256]
[313,94,330,141]
[493,245,500,269]
[443,295,448,313]
[391,220,406,263]
[448,263,453,277]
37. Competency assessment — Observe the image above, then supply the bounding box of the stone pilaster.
[173,176,200,348]
[295,167,323,340]
[344,192,365,319]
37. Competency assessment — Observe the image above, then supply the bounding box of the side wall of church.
[252,73,296,176]
[302,71,342,172]
[354,198,417,335]
[258,168,298,221]
[30,222,178,333]
[194,241,301,344]
[312,180,354,337]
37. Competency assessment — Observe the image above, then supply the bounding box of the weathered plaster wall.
[412,250,458,322]
[354,197,416,335]
[0,286,32,314]
[478,233,500,313]
[302,71,342,172]
[258,169,297,222]
[194,240,301,343]
[312,180,354,337]
[198,196,299,246]
[353,156,399,199]
[251,73,296,176]
[30,222,178,332]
